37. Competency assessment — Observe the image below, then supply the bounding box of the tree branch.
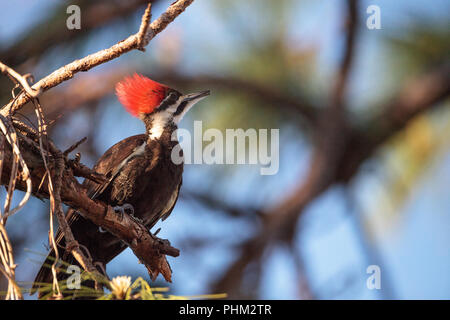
[0,0,162,68]
[1,0,194,116]
[33,69,317,125]
[0,62,41,98]
[331,0,359,110]
[0,129,179,282]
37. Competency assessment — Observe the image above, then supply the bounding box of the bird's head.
[115,73,209,139]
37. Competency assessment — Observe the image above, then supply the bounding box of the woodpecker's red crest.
[115,73,168,117]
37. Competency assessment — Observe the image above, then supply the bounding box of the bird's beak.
[173,90,210,124]
[182,90,210,103]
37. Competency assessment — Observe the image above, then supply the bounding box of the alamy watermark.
[366,265,381,290]
[66,5,81,30]
[171,121,279,175]
[66,265,81,290]
[366,5,381,30]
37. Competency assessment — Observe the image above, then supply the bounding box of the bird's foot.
[100,204,135,232]
[113,203,134,221]
[113,203,144,224]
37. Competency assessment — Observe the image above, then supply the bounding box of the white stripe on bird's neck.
[148,111,172,140]
[147,96,183,140]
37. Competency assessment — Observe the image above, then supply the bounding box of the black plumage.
[32,130,183,295]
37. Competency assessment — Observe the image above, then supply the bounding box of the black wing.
[32,135,148,294]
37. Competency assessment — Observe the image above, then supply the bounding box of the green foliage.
[100,276,227,300]
[21,253,226,300]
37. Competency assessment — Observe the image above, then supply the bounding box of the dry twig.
[0,61,42,98]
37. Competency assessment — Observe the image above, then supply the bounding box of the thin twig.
[33,99,61,297]
[34,99,98,296]
[0,228,22,299]
[0,68,34,301]
[63,137,87,156]
[0,61,42,98]
[137,3,152,51]
[0,115,33,222]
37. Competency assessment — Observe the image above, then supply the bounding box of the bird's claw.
[112,203,144,224]
[114,203,134,215]
[113,203,134,221]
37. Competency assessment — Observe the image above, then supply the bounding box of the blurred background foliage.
[0,0,449,299]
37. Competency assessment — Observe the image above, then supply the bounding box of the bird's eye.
[158,92,179,111]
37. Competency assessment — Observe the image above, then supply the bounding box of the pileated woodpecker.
[32,73,210,295]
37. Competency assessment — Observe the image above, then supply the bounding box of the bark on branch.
[0,128,179,282]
